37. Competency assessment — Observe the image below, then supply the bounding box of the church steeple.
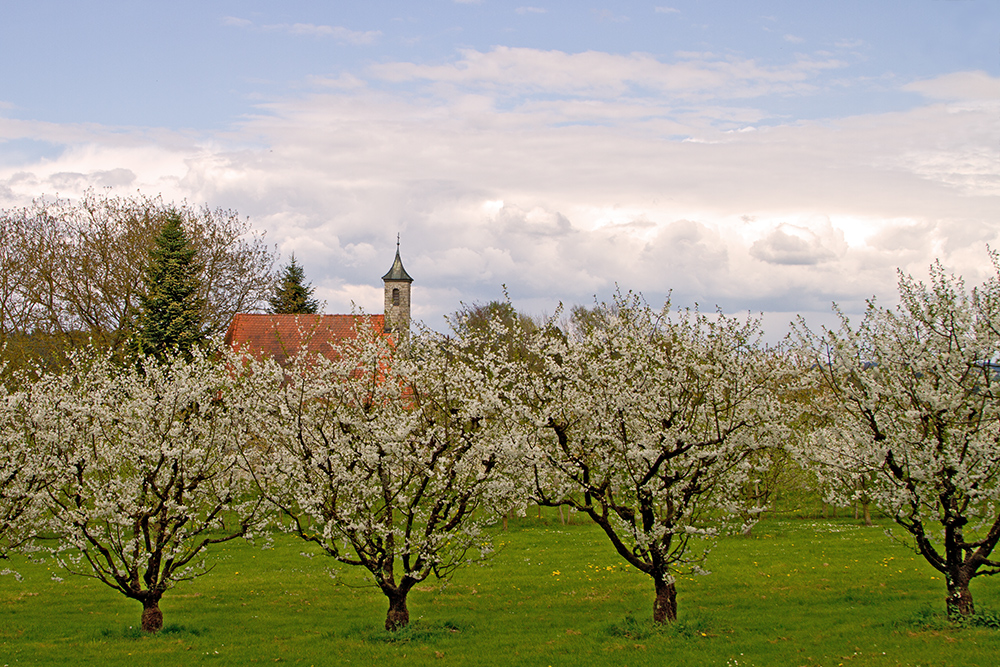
[382,236,412,333]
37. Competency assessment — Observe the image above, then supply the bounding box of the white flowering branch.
[9,345,278,632]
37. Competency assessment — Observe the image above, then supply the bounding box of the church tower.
[382,238,413,333]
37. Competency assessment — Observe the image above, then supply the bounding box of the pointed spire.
[382,238,413,282]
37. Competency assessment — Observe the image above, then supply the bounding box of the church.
[224,246,413,365]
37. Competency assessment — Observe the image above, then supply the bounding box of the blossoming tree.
[0,378,49,565]
[12,347,277,632]
[258,321,524,630]
[514,294,786,623]
[799,262,1000,618]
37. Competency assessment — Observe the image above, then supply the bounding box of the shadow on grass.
[330,619,465,644]
[899,605,1000,632]
[100,623,207,640]
[605,613,715,640]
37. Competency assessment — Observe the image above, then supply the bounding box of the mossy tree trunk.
[385,588,411,631]
[380,577,417,631]
[138,591,164,633]
[946,570,975,619]
[652,575,677,624]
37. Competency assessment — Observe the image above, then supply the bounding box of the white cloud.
[223,17,381,45]
[221,16,251,28]
[49,168,136,190]
[516,7,547,15]
[1,58,998,333]
[903,71,1000,101]
[898,146,1000,197]
[783,34,804,44]
[281,23,381,44]
[369,47,846,103]
[750,220,845,265]
[654,7,680,14]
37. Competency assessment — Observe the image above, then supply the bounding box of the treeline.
[0,192,333,380]
[0,191,276,375]
[3,195,1000,634]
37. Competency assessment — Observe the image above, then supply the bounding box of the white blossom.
[6,345,280,631]
[253,319,525,631]
[798,259,1000,618]
[511,292,788,623]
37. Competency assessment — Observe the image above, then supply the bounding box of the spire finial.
[396,233,400,252]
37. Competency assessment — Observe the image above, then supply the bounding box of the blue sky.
[2,1,999,334]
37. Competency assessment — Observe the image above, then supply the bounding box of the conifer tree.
[269,254,319,314]
[134,212,206,362]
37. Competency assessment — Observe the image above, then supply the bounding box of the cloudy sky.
[1,1,998,336]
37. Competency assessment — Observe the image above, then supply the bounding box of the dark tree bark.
[946,570,975,619]
[536,418,745,626]
[880,448,1000,620]
[803,266,1000,623]
[140,593,164,633]
[652,576,677,624]
[385,588,411,631]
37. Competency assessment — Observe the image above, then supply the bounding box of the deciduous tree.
[514,294,786,623]
[12,346,276,632]
[257,320,523,630]
[0,190,275,367]
[0,373,49,564]
[798,262,1000,618]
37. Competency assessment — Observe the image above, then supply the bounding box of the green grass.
[2,510,999,666]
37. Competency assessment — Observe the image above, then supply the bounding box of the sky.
[1,1,998,337]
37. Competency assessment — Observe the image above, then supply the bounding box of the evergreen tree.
[134,212,206,362]
[269,254,319,314]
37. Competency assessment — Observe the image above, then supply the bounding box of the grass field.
[2,509,998,666]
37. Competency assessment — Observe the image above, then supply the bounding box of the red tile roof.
[224,313,386,365]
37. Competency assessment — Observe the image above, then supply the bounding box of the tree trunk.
[946,574,975,619]
[862,502,872,527]
[141,598,164,633]
[385,589,410,631]
[652,578,677,624]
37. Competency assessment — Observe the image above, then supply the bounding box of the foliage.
[449,300,542,373]
[512,292,790,623]
[449,300,537,339]
[0,190,275,369]
[798,261,1000,618]
[133,212,206,362]
[256,319,525,630]
[268,254,319,314]
[8,345,279,631]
